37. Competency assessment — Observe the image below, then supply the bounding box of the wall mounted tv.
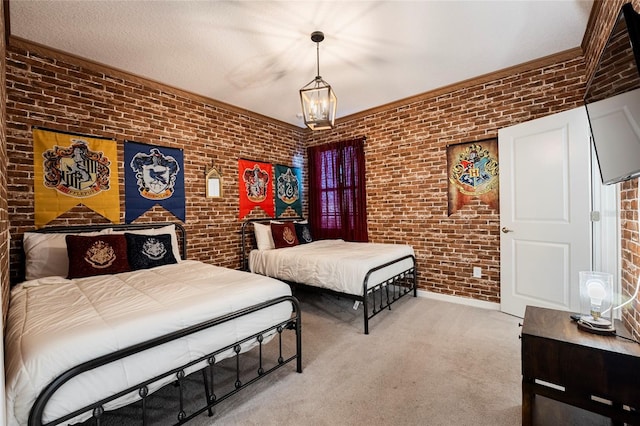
[585,3,640,185]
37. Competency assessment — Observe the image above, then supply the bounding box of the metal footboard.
[29,296,302,426]
[362,254,417,334]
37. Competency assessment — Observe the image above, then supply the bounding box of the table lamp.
[577,271,615,334]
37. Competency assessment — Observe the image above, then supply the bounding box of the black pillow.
[294,222,313,244]
[125,233,177,270]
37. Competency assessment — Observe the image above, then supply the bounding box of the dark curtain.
[308,137,369,242]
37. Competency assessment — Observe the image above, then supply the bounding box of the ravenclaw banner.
[275,164,302,217]
[124,141,185,223]
[447,138,499,216]
[238,158,274,219]
[33,128,120,228]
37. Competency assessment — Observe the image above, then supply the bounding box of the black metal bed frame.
[23,223,302,426]
[240,218,417,334]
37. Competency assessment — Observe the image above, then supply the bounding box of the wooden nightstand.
[521,305,640,425]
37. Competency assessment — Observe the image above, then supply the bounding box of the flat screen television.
[585,3,640,185]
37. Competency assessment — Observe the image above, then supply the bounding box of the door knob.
[501,227,513,233]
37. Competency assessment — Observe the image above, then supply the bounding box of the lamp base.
[577,315,616,335]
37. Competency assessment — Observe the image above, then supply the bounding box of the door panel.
[499,107,591,317]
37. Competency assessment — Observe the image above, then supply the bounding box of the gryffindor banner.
[33,128,120,228]
[447,138,499,216]
[238,158,274,219]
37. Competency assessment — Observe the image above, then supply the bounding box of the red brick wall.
[307,57,586,303]
[5,40,305,284]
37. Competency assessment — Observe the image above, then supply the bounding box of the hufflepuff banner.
[33,128,120,228]
[124,141,185,223]
[275,164,302,217]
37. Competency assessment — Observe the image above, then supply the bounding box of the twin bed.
[241,218,417,335]
[5,222,302,426]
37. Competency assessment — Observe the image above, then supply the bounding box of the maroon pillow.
[270,222,299,249]
[66,234,131,278]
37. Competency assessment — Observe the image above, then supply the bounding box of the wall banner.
[447,138,499,216]
[33,128,120,228]
[124,140,185,223]
[275,164,302,217]
[238,158,274,219]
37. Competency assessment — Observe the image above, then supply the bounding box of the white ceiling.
[9,0,594,128]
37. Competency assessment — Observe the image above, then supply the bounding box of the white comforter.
[5,260,293,426]
[249,239,415,295]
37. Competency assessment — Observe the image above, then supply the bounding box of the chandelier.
[299,31,337,130]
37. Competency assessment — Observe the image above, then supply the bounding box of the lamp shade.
[300,77,337,130]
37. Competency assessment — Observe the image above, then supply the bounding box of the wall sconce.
[205,164,223,198]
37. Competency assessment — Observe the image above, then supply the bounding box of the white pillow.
[23,229,110,280]
[111,224,182,261]
[254,222,275,250]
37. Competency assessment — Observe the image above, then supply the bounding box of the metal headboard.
[30,222,188,260]
[240,217,304,271]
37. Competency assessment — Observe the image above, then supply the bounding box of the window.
[308,137,368,242]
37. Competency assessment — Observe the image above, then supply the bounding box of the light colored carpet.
[86,291,612,425]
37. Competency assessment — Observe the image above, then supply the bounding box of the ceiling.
[9,0,594,128]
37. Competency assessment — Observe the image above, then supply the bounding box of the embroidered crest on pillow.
[125,233,177,270]
[271,222,299,248]
[66,234,130,279]
[294,222,313,244]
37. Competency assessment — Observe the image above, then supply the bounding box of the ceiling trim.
[336,47,585,126]
[8,36,304,133]
[9,35,584,135]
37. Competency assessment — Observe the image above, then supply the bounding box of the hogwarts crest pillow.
[66,234,131,279]
[125,233,177,270]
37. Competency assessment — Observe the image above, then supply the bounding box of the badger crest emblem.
[142,237,167,260]
[42,139,111,198]
[84,240,117,269]
[130,148,180,200]
[243,165,270,202]
[277,168,299,205]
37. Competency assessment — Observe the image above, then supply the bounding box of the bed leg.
[201,368,214,416]
[363,298,369,335]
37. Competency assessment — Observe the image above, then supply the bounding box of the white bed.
[242,218,417,334]
[249,239,415,295]
[6,223,301,426]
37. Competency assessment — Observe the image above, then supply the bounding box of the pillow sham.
[294,222,314,244]
[66,234,131,279]
[110,224,182,261]
[125,233,177,270]
[254,222,276,250]
[23,229,110,280]
[271,222,299,248]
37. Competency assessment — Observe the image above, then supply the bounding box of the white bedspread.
[5,260,293,426]
[249,240,415,295]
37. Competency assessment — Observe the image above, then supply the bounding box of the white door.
[499,107,592,318]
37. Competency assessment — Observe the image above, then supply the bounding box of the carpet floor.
[83,291,612,425]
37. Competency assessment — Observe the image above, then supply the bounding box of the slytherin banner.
[275,164,302,217]
[238,158,274,219]
[33,128,120,228]
[447,138,499,216]
[124,141,185,223]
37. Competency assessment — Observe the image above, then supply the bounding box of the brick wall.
[5,39,305,285]
[307,56,586,303]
